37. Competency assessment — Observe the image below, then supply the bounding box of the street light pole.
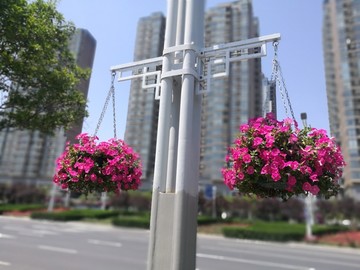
[301,112,315,240]
[110,1,280,266]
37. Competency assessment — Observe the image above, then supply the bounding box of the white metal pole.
[165,0,186,193]
[147,0,178,269]
[101,192,107,210]
[212,186,217,218]
[172,1,204,269]
[47,183,57,212]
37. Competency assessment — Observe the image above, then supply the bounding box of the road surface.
[1,216,360,270]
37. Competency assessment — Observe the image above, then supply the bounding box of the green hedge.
[112,215,240,229]
[112,216,150,229]
[31,209,120,221]
[222,222,349,242]
[197,216,220,225]
[0,204,44,214]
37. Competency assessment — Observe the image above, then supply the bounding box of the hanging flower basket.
[53,133,142,194]
[222,113,345,200]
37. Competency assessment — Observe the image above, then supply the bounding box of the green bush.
[0,204,44,214]
[112,216,150,229]
[312,224,349,236]
[197,216,220,225]
[31,209,120,221]
[222,222,349,242]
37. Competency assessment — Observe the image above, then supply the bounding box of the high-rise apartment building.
[65,29,97,144]
[200,0,263,188]
[125,1,266,190]
[323,0,360,199]
[124,13,165,189]
[0,28,96,185]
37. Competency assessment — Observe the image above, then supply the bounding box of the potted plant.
[53,133,142,194]
[222,113,345,200]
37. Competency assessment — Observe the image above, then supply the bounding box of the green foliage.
[0,0,89,134]
[0,203,44,214]
[31,209,120,221]
[112,215,150,229]
[197,216,220,225]
[222,222,349,242]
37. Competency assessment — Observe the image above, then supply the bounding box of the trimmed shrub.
[222,222,349,242]
[31,209,120,221]
[0,204,44,214]
[112,216,150,229]
[222,222,305,242]
[197,216,219,225]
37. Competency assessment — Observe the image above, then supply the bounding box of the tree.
[0,0,89,134]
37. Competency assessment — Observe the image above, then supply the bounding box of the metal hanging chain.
[111,74,117,139]
[94,71,117,138]
[271,41,296,122]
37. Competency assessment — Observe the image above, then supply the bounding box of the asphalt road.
[1,216,360,270]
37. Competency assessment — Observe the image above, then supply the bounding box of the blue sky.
[57,0,326,141]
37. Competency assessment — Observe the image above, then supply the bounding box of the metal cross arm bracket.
[109,33,281,98]
[110,56,163,95]
[195,33,281,94]
[200,33,281,58]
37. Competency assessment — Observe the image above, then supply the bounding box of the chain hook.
[111,71,117,139]
[94,71,118,137]
[266,40,296,123]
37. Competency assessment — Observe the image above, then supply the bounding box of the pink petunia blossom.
[243,153,252,163]
[246,166,255,174]
[253,137,263,147]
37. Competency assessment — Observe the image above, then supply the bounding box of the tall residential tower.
[200,0,263,188]
[323,0,360,199]
[124,13,166,189]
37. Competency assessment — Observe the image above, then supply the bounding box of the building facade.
[0,28,96,185]
[200,0,264,188]
[323,0,360,199]
[124,13,165,189]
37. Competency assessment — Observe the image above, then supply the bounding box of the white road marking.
[38,245,78,254]
[0,233,16,239]
[197,253,312,270]
[0,261,11,266]
[88,239,122,247]
[204,245,360,268]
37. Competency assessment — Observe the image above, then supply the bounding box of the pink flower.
[289,134,298,143]
[253,137,263,147]
[222,115,345,200]
[222,168,236,190]
[302,182,312,192]
[265,134,275,147]
[310,174,318,182]
[287,175,296,186]
[246,166,255,174]
[240,124,249,133]
[243,153,252,163]
[271,169,281,181]
[53,133,142,194]
[310,185,320,195]
[90,174,97,182]
[285,161,299,170]
[261,164,270,174]
[237,171,245,180]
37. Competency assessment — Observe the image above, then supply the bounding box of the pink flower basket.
[53,133,142,194]
[222,114,345,200]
